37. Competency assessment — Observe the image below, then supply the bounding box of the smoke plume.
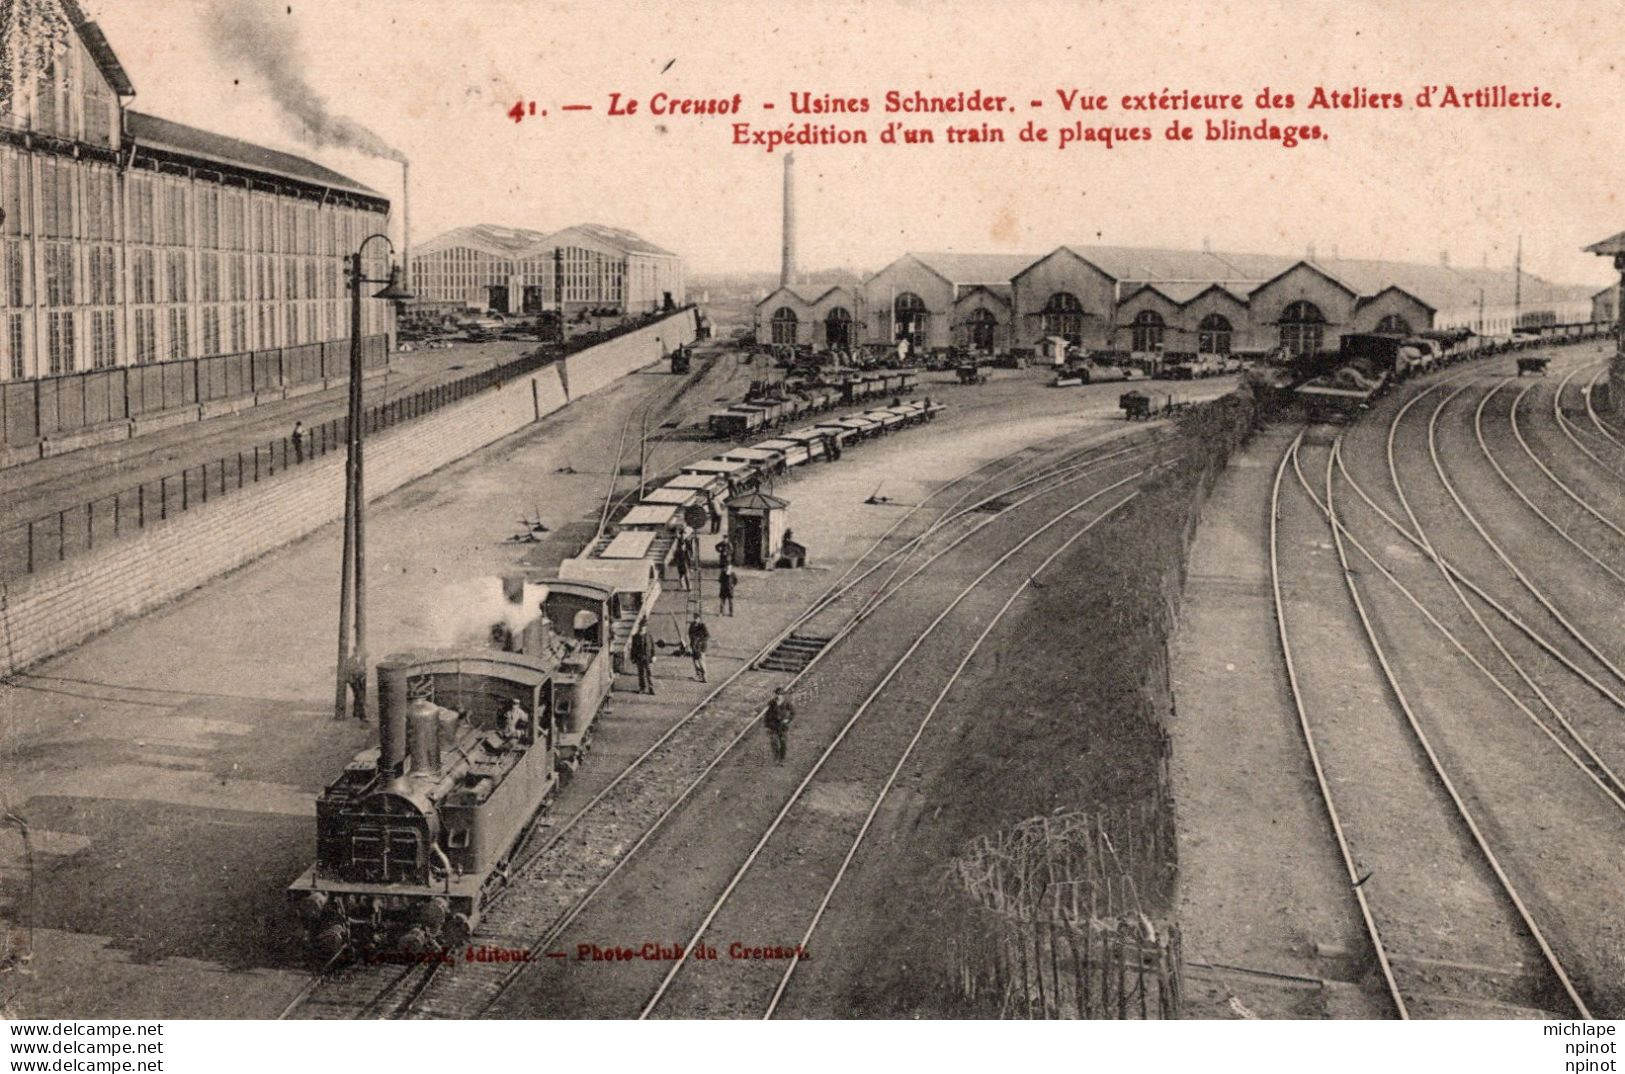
[203,1,407,163]
[421,577,550,649]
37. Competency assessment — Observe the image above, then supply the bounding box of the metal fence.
[0,336,391,450]
[0,307,695,582]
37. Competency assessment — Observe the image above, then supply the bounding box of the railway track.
[1267,349,1625,1016]
[472,445,1172,1018]
[1271,431,1591,1019]
[281,419,1177,1018]
[435,440,1172,1018]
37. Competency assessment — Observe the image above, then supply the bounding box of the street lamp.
[334,233,415,721]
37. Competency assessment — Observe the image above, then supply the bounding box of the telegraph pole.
[334,238,413,720]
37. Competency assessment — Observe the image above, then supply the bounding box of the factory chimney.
[400,160,412,290]
[780,152,798,288]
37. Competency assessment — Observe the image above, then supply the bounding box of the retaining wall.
[0,309,696,674]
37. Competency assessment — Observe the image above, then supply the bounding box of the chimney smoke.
[203,1,407,164]
[781,153,798,288]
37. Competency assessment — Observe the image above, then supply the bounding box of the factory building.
[757,284,858,350]
[859,253,1038,354]
[0,0,394,383]
[758,242,1593,356]
[410,222,685,317]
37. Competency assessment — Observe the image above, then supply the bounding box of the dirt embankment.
[810,391,1263,1017]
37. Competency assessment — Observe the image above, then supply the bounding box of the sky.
[87,0,1625,286]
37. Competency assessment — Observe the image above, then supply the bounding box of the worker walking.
[630,622,656,695]
[687,615,710,682]
[708,499,722,534]
[764,686,794,765]
[718,565,736,616]
[291,420,305,463]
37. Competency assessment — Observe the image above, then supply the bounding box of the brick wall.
[0,309,697,674]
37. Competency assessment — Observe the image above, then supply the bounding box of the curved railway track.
[282,419,1177,1018]
[1271,431,1593,1018]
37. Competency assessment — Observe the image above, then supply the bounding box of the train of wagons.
[1294,321,1614,420]
[286,369,939,959]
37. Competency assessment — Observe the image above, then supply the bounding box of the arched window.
[824,306,852,351]
[965,307,998,352]
[1197,313,1233,355]
[1279,300,1325,357]
[770,306,799,346]
[1041,292,1084,343]
[1130,309,1165,354]
[1375,314,1412,336]
[895,292,928,349]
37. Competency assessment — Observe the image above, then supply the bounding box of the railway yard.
[1176,340,1625,1020]
[4,325,1625,1022]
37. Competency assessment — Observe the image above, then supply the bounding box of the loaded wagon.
[709,407,764,438]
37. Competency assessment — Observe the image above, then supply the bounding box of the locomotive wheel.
[313,921,349,962]
[443,913,473,950]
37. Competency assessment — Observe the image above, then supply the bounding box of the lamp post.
[334,234,415,721]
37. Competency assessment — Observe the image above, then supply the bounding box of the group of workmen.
[626,531,794,764]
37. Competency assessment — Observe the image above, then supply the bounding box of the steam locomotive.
[286,577,615,960]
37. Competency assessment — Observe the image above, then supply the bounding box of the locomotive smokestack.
[376,655,412,778]
[780,152,797,288]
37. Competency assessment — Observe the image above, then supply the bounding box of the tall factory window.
[134,310,157,363]
[40,160,73,239]
[230,305,248,352]
[164,184,189,245]
[825,307,853,351]
[201,307,220,354]
[1278,300,1325,357]
[1375,314,1412,336]
[167,307,189,359]
[7,315,25,379]
[167,250,189,302]
[197,188,221,249]
[2,154,27,236]
[894,292,929,349]
[84,170,115,241]
[47,311,74,374]
[770,306,799,345]
[90,311,116,369]
[44,243,73,306]
[1040,292,1084,343]
[199,253,220,302]
[130,177,156,243]
[1197,314,1233,354]
[6,241,28,307]
[1130,310,1165,354]
[83,58,113,147]
[963,307,997,353]
[286,304,298,345]
[88,246,117,304]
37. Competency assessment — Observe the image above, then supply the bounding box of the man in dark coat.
[687,616,710,682]
[718,566,736,616]
[630,622,656,694]
[673,536,692,591]
[764,686,794,764]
